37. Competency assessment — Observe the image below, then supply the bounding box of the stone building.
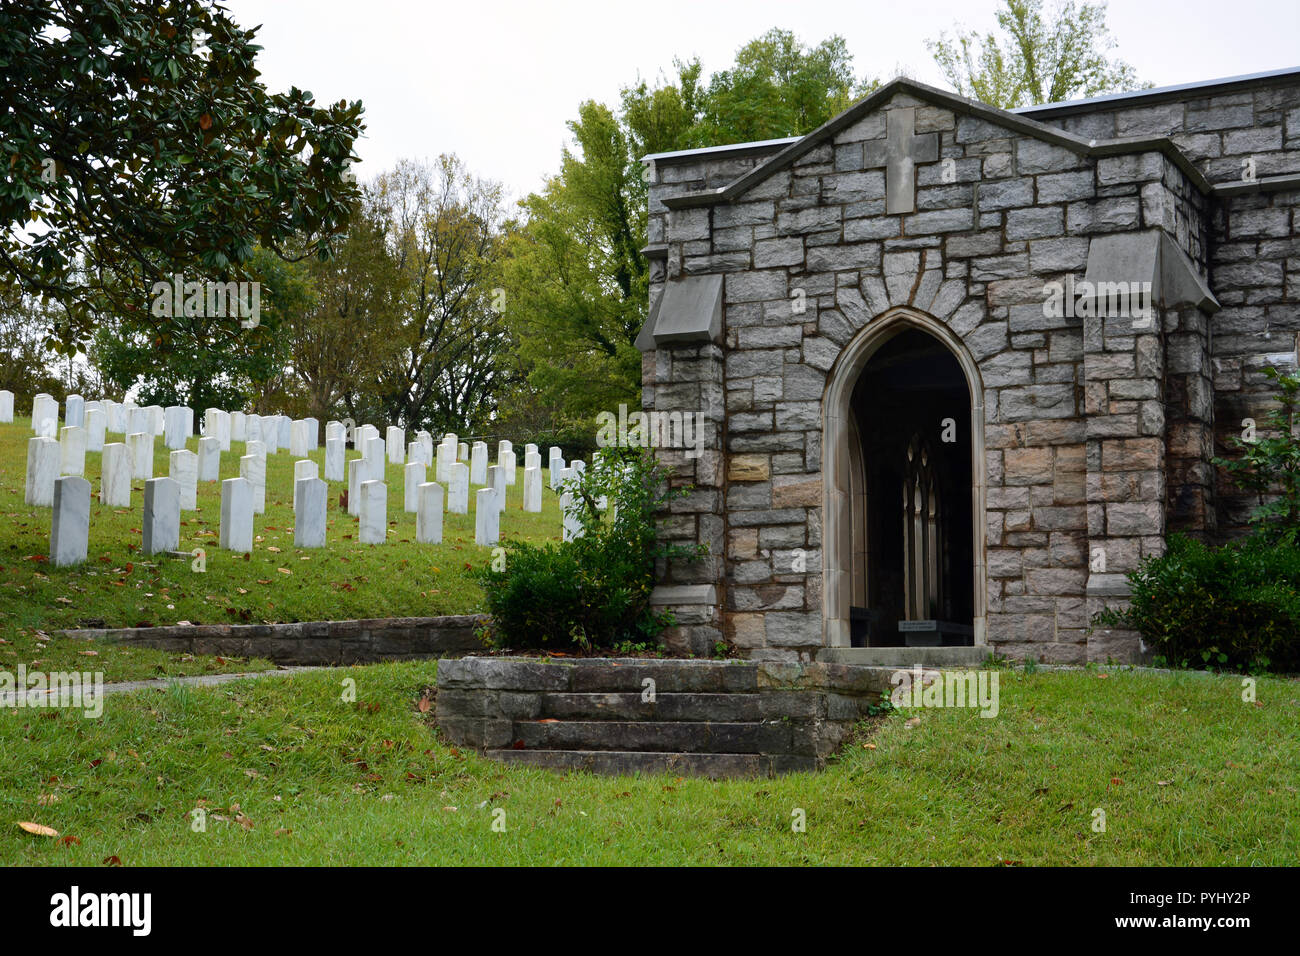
[636,67,1300,665]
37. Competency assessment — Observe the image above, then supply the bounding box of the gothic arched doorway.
[822,309,986,649]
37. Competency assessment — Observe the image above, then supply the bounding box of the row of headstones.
[37,428,589,566]
[7,390,319,457]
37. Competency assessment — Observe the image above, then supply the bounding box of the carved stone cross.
[863,107,939,215]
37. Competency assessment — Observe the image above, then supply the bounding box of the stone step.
[538,691,824,722]
[510,719,791,754]
[486,748,817,778]
[566,660,760,694]
[818,646,990,667]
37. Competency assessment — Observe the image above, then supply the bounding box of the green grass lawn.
[0,421,562,680]
[2,662,1295,865]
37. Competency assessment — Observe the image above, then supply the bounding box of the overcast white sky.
[225,0,1300,203]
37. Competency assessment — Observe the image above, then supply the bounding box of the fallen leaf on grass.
[58,835,80,847]
[102,855,122,866]
[904,717,922,728]
[17,821,58,837]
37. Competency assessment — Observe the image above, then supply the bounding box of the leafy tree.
[91,246,310,413]
[498,102,647,425]
[501,29,876,431]
[0,289,74,403]
[269,185,405,424]
[0,0,363,350]
[369,156,514,433]
[694,29,876,146]
[927,0,1147,109]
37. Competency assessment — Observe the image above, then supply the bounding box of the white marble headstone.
[475,488,499,545]
[358,479,387,544]
[523,465,543,513]
[170,449,198,510]
[404,461,426,513]
[164,405,191,450]
[347,457,371,517]
[386,426,405,465]
[470,441,488,485]
[219,477,254,552]
[143,476,180,554]
[128,431,154,480]
[64,394,85,429]
[416,482,444,544]
[294,477,327,548]
[325,436,344,482]
[364,435,385,476]
[25,436,60,507]
[561,491,583,542]
[59,425,86,477]
[447,461,469,514]
[239,453,266,514]
[489,464,507,513]
[32,394,58,438]
[290,419,310,458]
[85,407,106,452]
[50,475,91,567]
[197,436,221,482]
[293,459,318,511]
[100,442,131,507]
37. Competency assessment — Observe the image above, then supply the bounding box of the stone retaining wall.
[59,614,488,665]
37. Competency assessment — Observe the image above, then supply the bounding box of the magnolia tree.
[0,0,363,352]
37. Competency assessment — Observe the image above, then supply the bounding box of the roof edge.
[642,136,799,166]
[1016,65,1300,118]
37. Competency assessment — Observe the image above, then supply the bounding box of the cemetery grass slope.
[0,423,561,681]
[2,663,1296,865]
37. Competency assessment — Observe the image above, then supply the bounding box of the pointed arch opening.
[822,308,987,648]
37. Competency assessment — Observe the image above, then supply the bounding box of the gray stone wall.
[1025,79,1300,534]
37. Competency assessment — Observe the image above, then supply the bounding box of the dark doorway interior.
[849,329,974,647]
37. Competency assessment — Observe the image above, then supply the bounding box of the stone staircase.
[436,657,897,778]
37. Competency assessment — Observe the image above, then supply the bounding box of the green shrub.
[1213,365,1300,538]
[1097,533,1300,672]
[478,448,701,650]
